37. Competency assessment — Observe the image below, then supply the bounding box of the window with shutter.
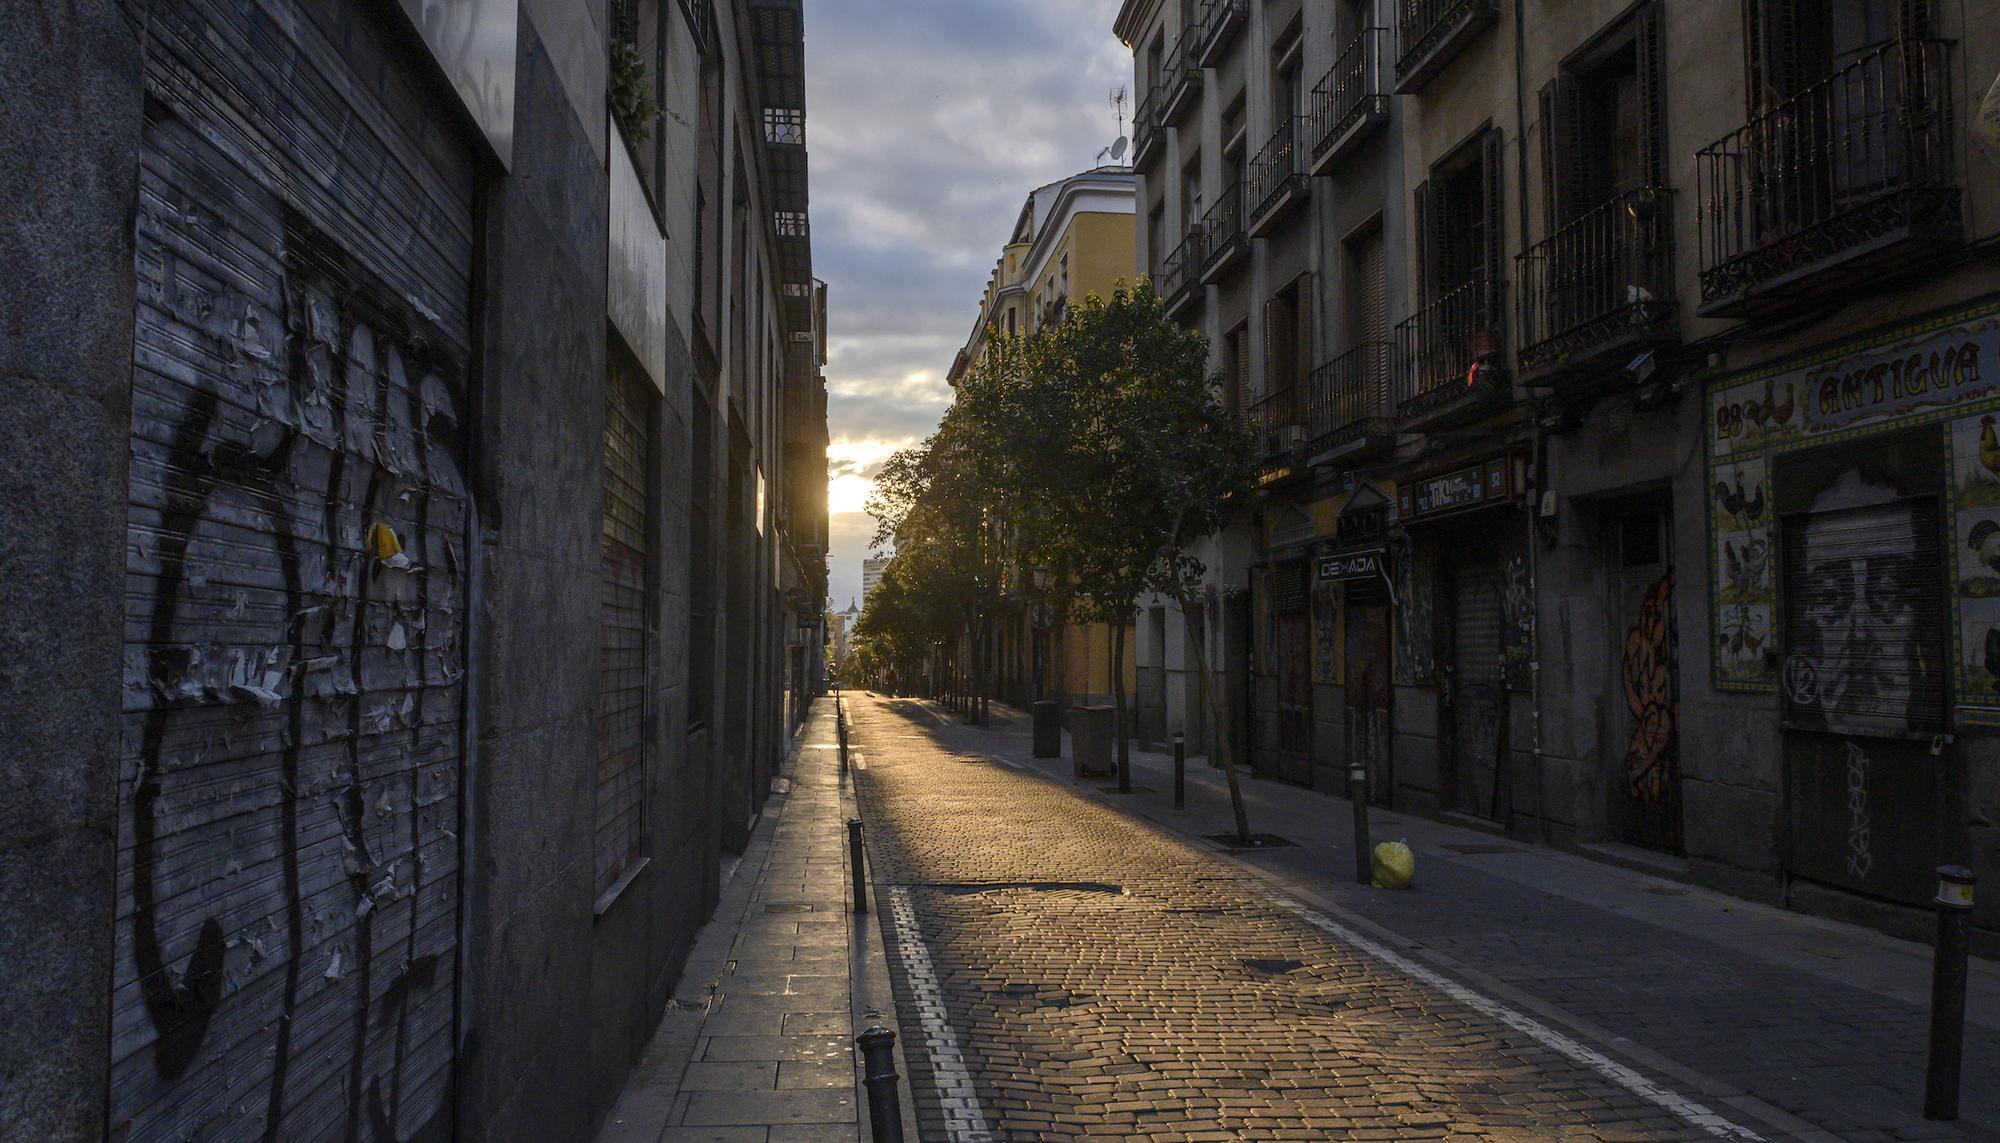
[1635,3,1667,189]
[1412,179,1432,302]
[1479,129,1506,330]
[599,358,654,901]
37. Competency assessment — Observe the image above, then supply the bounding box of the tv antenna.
[1096,87,1130,166]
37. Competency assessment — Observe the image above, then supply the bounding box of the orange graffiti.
[1623,570,1677,803]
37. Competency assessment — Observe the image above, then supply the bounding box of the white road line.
[1275,899,1764,1141]
[884,885,994,1142]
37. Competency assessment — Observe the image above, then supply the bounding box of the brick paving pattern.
[849,694,1740,1142]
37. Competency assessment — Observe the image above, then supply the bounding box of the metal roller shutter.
[1780,499,1946,738]
[115,1,475,1137]
[1451,561,1505,817]
[598,364,653,899]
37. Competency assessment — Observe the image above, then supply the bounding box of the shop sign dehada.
[1705,295,2000,714]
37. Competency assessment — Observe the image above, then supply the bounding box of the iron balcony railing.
[1251,381,1305,459]
[1517,187,1677,374]
[1160,228,1205,310]
[1196,0,1249,67]
[1133,84,1164,166]
[1309,27,1388,164]
[1395,0,1498,89]
[1306,342,1394,448]
[1198,181,1247,279]
[1247,117,1305,223]
[1696,37,1956,308]
[1394,267,1505,420]
[1164,33,1202,122]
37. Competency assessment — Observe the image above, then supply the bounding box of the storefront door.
[1776,432,1948,905]
[1446,556,1506,819]
[1344,581,1394,806]
[1610,500,1682,851]
[1274,559,1315,785]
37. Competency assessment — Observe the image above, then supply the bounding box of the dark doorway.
[1272,558,1315,786]
[1344,578,1394,806]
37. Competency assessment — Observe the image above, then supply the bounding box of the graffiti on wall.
[1707,300,2000,699]
[116,118,467,1141]
[1501,551,1533,691]
[1392,534,1435,685]
[1620,571,1677,802]
[1311,577,1340,685]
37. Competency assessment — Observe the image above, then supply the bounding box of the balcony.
[1133,84,1164,168]
[1247,117,1308,235]
[1163,35,1202,124]
[1161,230,1206,320]
[1394,269,1510,430]
[1198,182,1249,282]
[1305,342,1396,462]
[1252,382,1308,471]
[1195,0,1248,68]
[1394,0,1498,94]
[1308,28,1389,176]
[1695,38,1959,318]
[1517,188,1678,383]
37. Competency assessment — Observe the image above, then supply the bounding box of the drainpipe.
[1513,0,1548,847]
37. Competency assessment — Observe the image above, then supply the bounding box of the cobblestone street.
[848,693,1795,1142]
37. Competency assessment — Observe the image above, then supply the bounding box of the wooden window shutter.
[1412,178,1432,303]
[1262,295,1280,405]
[1539,75,1590,230]
[1745,0,1807,111]
[1635,1,1668,189]
[1235,327,1250,414]
[1898,0,1934,38]
[1479,129,1506,332]
[1295,274,1313,387]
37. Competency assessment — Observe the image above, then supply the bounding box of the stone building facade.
[1,0,827,1139]
[1115,0,2000,942]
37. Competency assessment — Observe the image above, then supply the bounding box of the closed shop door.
[1344,583,1394,806]
[1610,501,1682,851]
[1447,557,1506,819]
[117,2,476,1137]
[1273,559,1315,785]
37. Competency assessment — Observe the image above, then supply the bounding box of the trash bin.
[1032,700,1062,759]
[1070,705,1115,778]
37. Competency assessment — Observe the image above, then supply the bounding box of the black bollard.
[856,1026,906,1142]
[838,714,849,772]
[1349,763,1372,886]
[1926,865,1976,1120]
[847,818,868,915]
[1173,732,1186,810]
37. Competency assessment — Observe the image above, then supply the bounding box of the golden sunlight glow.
[828,472,876,516]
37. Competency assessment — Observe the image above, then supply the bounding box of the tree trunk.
[1180,595,1250,842]
[1113,618,1131,792]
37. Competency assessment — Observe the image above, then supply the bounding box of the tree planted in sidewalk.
[992,282,1259,837]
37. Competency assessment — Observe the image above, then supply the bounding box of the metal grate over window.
[597,363,654,900]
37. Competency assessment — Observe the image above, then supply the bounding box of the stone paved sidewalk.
[878,694,2000,1143]
[597,696,916,1143]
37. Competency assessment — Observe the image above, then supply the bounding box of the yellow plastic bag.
[1371,840,1415,890]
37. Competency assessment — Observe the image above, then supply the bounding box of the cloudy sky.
[805,0,1129,608]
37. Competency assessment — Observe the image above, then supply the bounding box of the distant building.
[862,556,889,600]
[828,598,861,670]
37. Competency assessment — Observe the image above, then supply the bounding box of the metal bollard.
[838,714,849,772]
[1173,733,1186,810]
[1349,763,1372,886]
[1926,865,1977,1120]
[847,818,868,915]
[855,1026,906,1142]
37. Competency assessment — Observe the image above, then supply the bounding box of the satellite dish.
[1109,136,1129,161]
